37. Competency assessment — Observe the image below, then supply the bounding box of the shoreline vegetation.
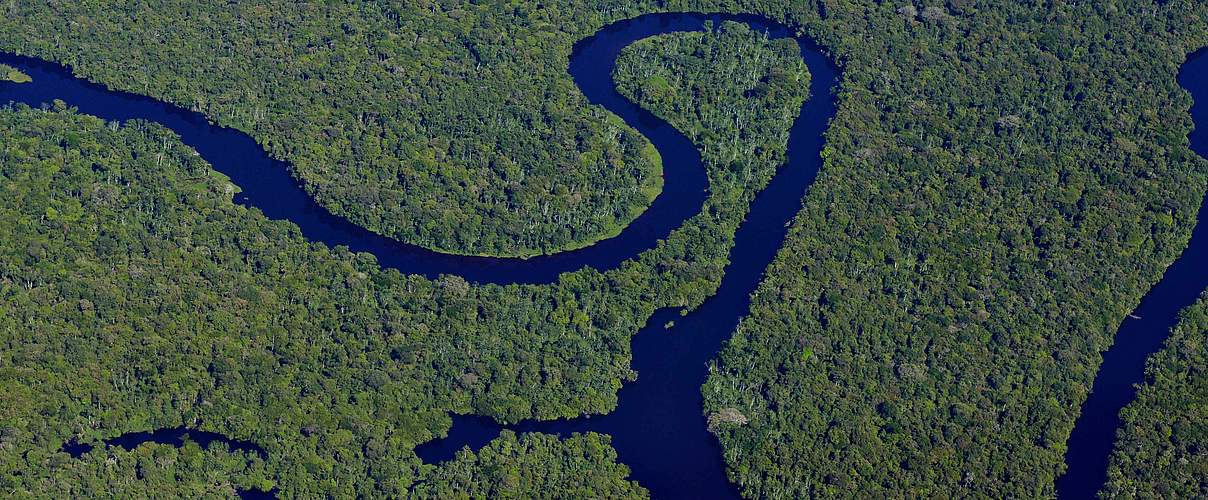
[0,63,30,83]
[701,2,1208,498]
[1101,291,1208,498]
[440,127,664,259]
[0,2,669,258]
[0,17,808,497]
[0,0,1205,498]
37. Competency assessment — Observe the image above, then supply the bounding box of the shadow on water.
[60,426,266,459]
[1057,47,1208,499]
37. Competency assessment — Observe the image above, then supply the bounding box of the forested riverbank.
[422,20,818,498]
[0,104,649,496]
[1,0,1206,498]
[0,1,666,257]
[1101,291,1208,498]
[700,0,1208,497]
[0,14,809,496]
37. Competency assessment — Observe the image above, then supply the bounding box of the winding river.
[412,14,835,499]
[1,12,1205,500]
[0,13,724,285]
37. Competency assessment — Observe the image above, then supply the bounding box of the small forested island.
[0,63,30,83]
[0,0,1206,499]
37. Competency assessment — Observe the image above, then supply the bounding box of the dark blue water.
[60,426,266,459]
[1057,48,1208,498]
[414,13,837,500]
[0,14,716,285]
[4,12,837,499]
[6,10,1201,500]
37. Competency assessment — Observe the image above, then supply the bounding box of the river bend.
[3,12,1205,500]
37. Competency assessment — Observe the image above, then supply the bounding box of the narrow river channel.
[2,13,1204,500]
[1057,47,1208,500]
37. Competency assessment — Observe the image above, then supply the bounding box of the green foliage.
[413,431,647,499]
[615,21,809,180]
[0,23,804,496]
[0,64,30,83]
[702,1,1208,497]
[1,0,1206,497]
[0,104,646,496]
[1102,292,1208,499]
[15,442,271,499]
[0,1,666,257]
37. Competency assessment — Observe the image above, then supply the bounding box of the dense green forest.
[3,0,1208,497]
[614,21,807,179]
[0,1,665,257]
[702,1,1208,497]
[412,432,648,499]
[0,105,644,496]
[20,440,272,498]
[0,20,805,496]
[1101,292,1208,498]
